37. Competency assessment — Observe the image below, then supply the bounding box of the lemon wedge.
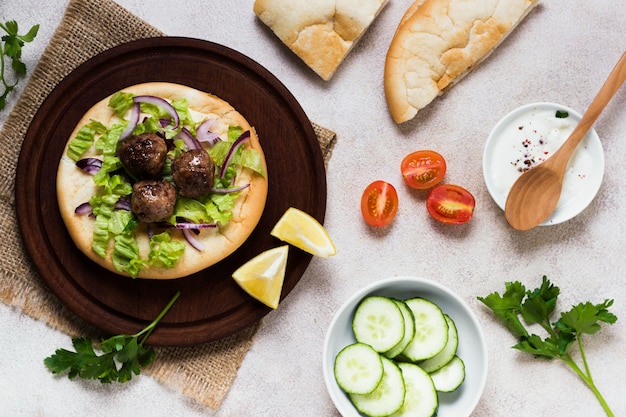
[232,245,289,309]
[270,207,336,258]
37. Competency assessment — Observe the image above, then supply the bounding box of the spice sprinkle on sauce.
[488,105,595,204]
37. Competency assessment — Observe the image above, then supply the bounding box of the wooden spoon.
[505,51,626,231]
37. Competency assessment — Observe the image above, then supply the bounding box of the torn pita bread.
[385,0,539,123]
[254,0,389,80]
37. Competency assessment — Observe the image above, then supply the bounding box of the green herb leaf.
[555,300,617,336]
[477,280,528,338]
[44,291,180,383]
[478,276,618,415]
[0,20,39,111]
[555,110,569,118]
[520,276,559,325]
[18,24,40,43]
[514,334,560,358]
[2,21,19,37]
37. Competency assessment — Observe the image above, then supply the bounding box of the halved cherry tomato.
[426,184,475,224]
[361,180,398,227]
[401,150,446,190]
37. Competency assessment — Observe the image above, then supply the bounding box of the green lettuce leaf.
[108,91,135,117]
[109,210,135,235]
[66,120,107,162]
[207,193,236,225]
[238,147,265,176]
[91,213,111,258]
[148,232,185,268]
[112,233,145,278]
[208,127,265,177]
[171,197,211,224]
[170,193,237,226]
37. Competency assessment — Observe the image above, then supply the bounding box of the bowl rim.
[482,101,604,226]
[322,276,488,416]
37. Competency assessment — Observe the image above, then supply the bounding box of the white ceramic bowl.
[323,277,488,416]
[483,102,604,226]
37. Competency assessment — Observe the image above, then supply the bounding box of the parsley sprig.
[44,291,180,383]
[0,20,39,111]
[478,276,617,416]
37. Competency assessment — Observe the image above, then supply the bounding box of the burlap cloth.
[0,0,336,409]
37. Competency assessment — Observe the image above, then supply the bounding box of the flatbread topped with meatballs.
[57,82,268,279]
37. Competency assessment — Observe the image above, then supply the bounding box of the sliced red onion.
[119,102,140,141]
[175,127,201,150]
[133,95,180,129]
[210,183,250,194]
[196,118,221,145]
[115,197,131,211]
[182,228,204,251]
[219,130,251,178]
[170,219,217,251]
[76,158,103,174]
[157,219,217,230]
[173,222,216,230]
[75,202,93,215]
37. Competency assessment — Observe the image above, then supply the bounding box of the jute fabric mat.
[0,0,336,409]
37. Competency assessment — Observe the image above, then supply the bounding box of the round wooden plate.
[15,37,326,347]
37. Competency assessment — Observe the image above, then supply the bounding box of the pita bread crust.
[57,82,268,279]
[384,0,538,123]
[254,0,388,80]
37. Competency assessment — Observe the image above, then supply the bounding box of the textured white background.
[1,1,625,416]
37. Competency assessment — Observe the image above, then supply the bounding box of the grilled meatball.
[117,132,168,179]
[131,180,177,223]
[172,149,215,198]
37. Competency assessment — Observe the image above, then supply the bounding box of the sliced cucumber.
[334,294,467,415]
[400,298,448,362]
[390,363,438,417]
[353,296,405,353]
[429,355,465,392]
[418,314,458,373]
[349,356,406,417]
[384,300,415,359]
[334,343,384,394]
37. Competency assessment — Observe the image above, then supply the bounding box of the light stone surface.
[1,1,625,416]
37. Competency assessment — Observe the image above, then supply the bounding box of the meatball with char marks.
[131,179,177,223]
[117,132,168,179]
[172,149,215,198]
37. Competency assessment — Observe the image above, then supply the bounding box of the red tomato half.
[426,184,475,224]
[401,150,446,190]
[361,180,399,227]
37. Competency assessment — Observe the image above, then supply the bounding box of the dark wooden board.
[15,37,326,347]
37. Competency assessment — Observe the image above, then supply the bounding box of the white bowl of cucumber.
[323,276,487,417]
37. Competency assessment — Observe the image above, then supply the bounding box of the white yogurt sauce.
[488,106,595,207]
